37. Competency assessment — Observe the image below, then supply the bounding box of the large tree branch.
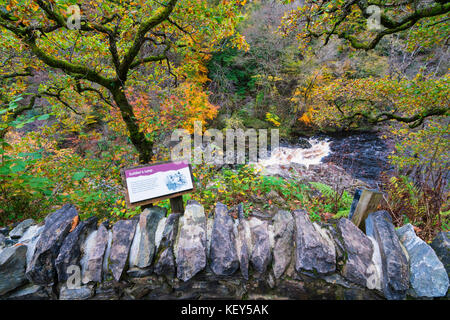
[41,87,83,115]
[350,1,450,50]
[25,37,114,89]
[118,0,178,82]
[75,81,114,108]
[0,69,32,79]
[129,42,171,69]
[341,107,449,128]
[308,0,450,51]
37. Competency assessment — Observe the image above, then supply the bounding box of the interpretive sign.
[121,160,194,209]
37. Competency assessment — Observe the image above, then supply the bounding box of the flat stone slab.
[397,224,449,297]
[210,203,239,276]
[175,202,207,281]
[102,229,113,281]
[9,219,35,239]
[294,210,336,275]
[55,217,97,282]
[366,210,409,300]
[0,244,28,295]
[108,220,137,281]
[4,284,52,300]
[234,218,250,280]
[0,234,6,250]
[81,224,109,284]
[337,218,378,289]
[26,204,79,285]
[272,210,294,279]
[249,217,271,274]
[0,227,9,236]
[430,231,450,278]
[154,213,180,277]
[129,207,166,269]
[18,225,44,270]
[59,284,94,300]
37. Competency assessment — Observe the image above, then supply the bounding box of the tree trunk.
[111,88,153,163]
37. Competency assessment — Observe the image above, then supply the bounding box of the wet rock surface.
[322,132,394,186]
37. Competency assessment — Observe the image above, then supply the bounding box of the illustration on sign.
[123,161,193,204]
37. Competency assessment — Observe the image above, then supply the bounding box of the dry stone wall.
[0,202,449,300]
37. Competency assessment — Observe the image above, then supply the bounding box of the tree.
[281,0,450,51]
[0,0,246,163]
[281,0,450,128]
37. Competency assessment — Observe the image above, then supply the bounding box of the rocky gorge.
[0,201,448,300]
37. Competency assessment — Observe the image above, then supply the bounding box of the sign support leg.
[142,203,154,210]
[170,195,184,214]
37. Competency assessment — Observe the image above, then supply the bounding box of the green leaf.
[10,160,27,173]
[72,171,86,181]
[37,114,50,121]
[0,165,11,175]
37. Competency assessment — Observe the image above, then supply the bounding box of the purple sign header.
[125,160,189,179]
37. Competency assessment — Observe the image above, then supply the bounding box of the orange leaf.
[69,216,80,232]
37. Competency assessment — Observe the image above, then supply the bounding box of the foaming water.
[253,138,331,169]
